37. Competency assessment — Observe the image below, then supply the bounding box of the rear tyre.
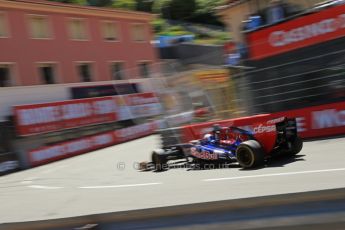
[236,140,265,169]
[289,136,303,155]
[151,149,168,172]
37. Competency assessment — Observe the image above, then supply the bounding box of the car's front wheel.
[151,149,168,172]
[236,140,265,169]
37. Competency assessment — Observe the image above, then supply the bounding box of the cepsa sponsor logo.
[190,147,218,160]
[269,14,345,47]
[253,124,276,134]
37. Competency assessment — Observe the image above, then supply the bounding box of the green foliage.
[88,0,113,6]
[169,0,196,20]
[152,0,171,14]
[49,0,87,4]
[112,0,136,10]
[196,0,225,14]
[151,18,167,33]
[136,0,154,12]
[169,25,185,32]
[151,0,224,25]
[153,19,192,36]
[158,30,190,36]
[189,0,225,26]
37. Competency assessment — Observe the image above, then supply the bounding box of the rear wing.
[253,117,298,153]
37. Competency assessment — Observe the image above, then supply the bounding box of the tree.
[49,0,87,4]
[152,0,171,14]
[196,0,224,14]
[188,0,225,26]
[136,0,154,12]
[112,0,136,10]
[169,0,196,20]
[88,0,113,6]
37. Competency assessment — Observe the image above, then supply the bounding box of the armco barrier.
[2,188,345,230]
[28,122,158,167]
[181,101,345,142]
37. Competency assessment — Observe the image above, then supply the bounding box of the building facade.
[0,0,158,87]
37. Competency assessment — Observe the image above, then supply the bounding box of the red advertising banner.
[14,97,118,136]
[247,4,345,60]
[14,102,64,136]
[61,97,118,129]
[14,93,161,136]
[28,121,158,167]
[181,101,345,142]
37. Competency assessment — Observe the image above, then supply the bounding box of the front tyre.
[151,149,168,172]
[236,140,265,169]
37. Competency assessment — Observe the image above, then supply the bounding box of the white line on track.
[79,182,162,189]
[28,185,63,189]
[203,168,345,182]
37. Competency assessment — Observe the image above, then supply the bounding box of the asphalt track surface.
[1,135,345,223]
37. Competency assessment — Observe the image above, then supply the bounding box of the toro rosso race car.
[141,117,303,171]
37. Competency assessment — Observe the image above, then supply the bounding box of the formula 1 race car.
[141,117,303,171]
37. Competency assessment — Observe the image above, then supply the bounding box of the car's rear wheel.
[236,140,264,169]
[289,136,303,155]
[151,149,168,172]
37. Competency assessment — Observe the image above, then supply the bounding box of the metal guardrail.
[2,188,345,230]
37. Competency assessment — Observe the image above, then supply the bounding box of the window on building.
[0,12,8,37]
[29,15,51,39]
[131,24,146,42]
[78,63,92,82]
[69,18,88,40]
[0,64,11,87]
[39,64,56,84]
[110,62,124,80]
[139,62,150,78]
[102,21,119,41]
